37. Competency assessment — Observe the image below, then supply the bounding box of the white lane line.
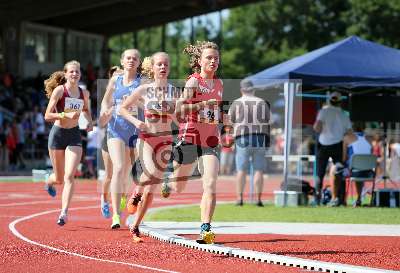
[8,206,180,273]
[0,200,58,207]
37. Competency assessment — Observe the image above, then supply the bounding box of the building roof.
[1,0,262,36]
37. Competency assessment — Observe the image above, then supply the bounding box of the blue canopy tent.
[246,35,400,88]
[244,36,400,205]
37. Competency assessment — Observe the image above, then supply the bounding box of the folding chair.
[347,154,377,206]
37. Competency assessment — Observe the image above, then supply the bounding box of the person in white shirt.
[313,91,352,205]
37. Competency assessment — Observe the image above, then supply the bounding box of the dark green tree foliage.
[345,0,400,48]
[108,18,219,79]
[222,0,351,77]
[108,0,400,79]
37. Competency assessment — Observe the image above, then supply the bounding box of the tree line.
[109,0,400,79]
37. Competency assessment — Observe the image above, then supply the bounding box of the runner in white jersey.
[120,52,177,242]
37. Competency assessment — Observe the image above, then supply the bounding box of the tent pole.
[283,82,295,206]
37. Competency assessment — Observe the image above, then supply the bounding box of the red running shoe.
[127,193,142,214]
[130,226,143,243]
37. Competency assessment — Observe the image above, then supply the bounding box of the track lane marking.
[8,206,180,273]
[0,200,58,207]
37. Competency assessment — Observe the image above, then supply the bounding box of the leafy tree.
[108,0,400,79]
[345,0,400,48]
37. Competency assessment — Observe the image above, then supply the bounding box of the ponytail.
[183,41,219,73]
[44,71,66,98]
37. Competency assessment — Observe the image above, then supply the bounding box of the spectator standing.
[33,106,46,158]
[14,116,26,169]
[313,92,351,205]
[229,80,270,207]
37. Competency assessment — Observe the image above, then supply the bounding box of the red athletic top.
[178,73,223,148]
[56,85,84,113]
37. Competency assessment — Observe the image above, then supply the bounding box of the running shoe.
[120,195,127,212]
[196,230,215,244]
[111,214,121,229]
[57,214,67,226]
[161,182,171,198]
[101,198,111,219]
[127,193,142,215]
[45,183,56,197]
[130,226,143,243]
[196,223,215,244]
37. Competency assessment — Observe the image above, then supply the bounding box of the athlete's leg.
[101,149,112,202]
[169,143,198,193]
[131,140,170,228]
[48,149,65,185]
[119,146,132,211]
[61,146,82,214]
[127,147,145,214]
[108,138,128,216]
[198,154,219,223]
[100,149,112,218]
[169,161,196,193]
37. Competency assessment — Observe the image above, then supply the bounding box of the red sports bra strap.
[63,84,84,99]
[78,87,84,99]
[62,85,69,96]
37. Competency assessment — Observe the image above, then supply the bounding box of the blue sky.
[169,9,229,37]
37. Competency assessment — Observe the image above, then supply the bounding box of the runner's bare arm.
[44,86,67,122]
[175,77,217,114]
[82,89,93,132]
[99,76,117,127]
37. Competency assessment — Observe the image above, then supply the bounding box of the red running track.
[0,181,302,273]
[1,180,399,272]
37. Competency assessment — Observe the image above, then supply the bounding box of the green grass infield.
[147,203,400,224]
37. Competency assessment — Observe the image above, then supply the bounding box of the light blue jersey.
[107,74,143,147]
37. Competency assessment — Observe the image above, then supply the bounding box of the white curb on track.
[140,224,399,273]
[138,204,400,273]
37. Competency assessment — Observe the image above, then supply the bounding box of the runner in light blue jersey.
[100,49,143,229]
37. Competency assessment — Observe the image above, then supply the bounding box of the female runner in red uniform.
[168,41,226,244]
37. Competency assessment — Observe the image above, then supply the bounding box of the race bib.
[128,105,138,116]
[199,106,219,124]
[64,97,84,113]
[148,101,171,116]
[115,104,137,117]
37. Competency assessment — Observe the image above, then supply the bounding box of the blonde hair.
[183,41,219,73]
[44,60,80,98]
[141,52,169,79]
[108,66,123,78]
